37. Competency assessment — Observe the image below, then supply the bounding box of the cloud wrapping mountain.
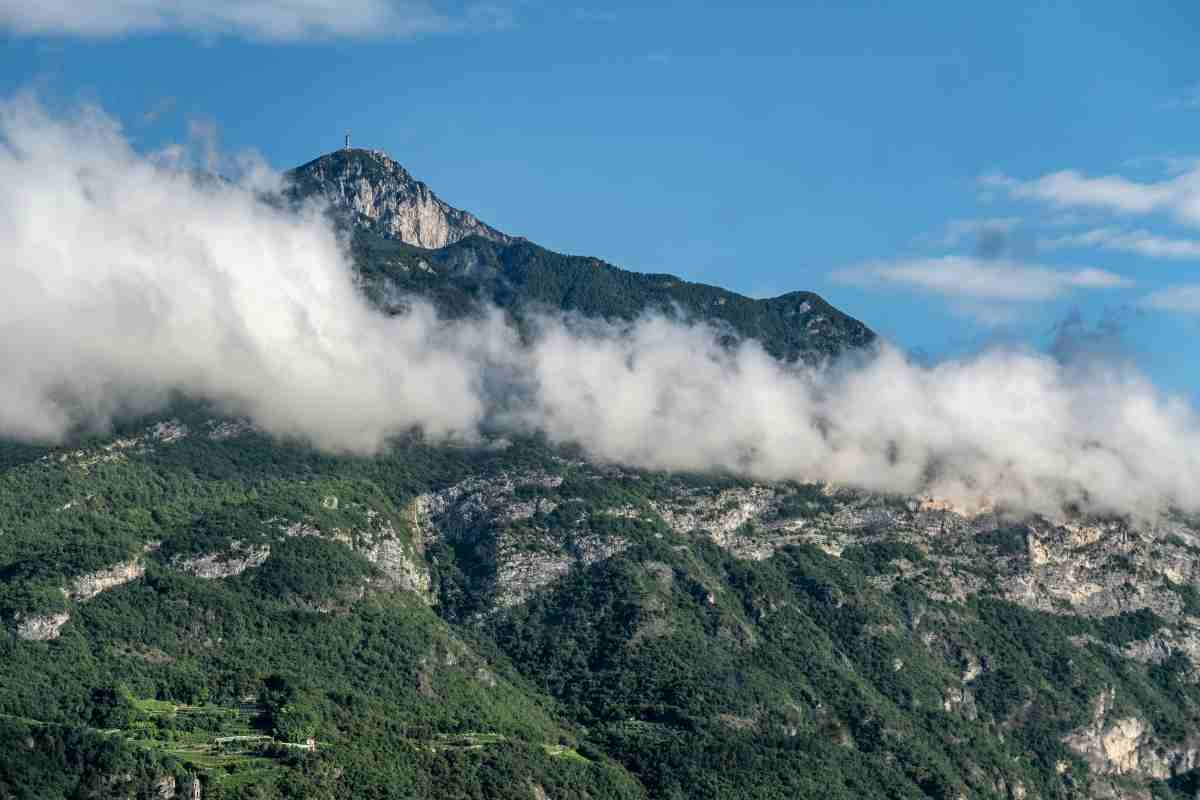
[520,317,1200,518]
[4,98,1200,518]
[0,97,504,452]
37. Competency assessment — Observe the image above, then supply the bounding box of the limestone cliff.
[287,148,514,249]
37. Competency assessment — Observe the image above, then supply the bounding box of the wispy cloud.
[1041,227,1200,261]
[832,256,1133,302]
[983,166,1200,228]
[975,160,1200,260]
[0,0,511,41]
[1141,285,1200,314]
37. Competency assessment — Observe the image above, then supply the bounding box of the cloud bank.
[5,97,1200,519]
[0,0,508,41]
[0,97,506,452]
[520,315,1200,520]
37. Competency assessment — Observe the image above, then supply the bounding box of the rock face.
[1063,688,1153,777]
[164,501,433,602]
[66,559,145,602]
[651,484,812,559]
[15,612,71,641]
[287,149,514,249]
[174,544,271,579]
[1063,687,1200,788]
[153,774,176,800]
[357,512,433,600]
[281,499,435,601]
[14,558,147,641]
[405,466,1200,637]
[412,469,632,610]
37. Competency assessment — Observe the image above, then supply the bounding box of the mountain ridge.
[286,147,876,364]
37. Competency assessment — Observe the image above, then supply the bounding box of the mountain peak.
[286,148,513,250]
[307,146,421,180]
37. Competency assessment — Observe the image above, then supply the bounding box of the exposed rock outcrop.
[14,558,147,640]
[42,419,189,473]
[275,500,433,602]
[1063,687,1200,785]
[651,485,811,559]
[174,544,271,579]
[66,559,145,602]
[154,774,176,800]
[287,149,514,249]
[204,419,254,441]
[15,611,71,641]
[360,520,432,599]
[412,469,633,609]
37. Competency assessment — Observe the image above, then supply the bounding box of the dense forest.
[350,231,874,366]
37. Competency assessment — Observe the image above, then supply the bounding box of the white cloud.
[0,0,508,40]
[832,256,1132,302]
[520,324,1200,519]
[0,95,507,451]
[6,96,1200,520]
[1141,286,1200,314]
[984,166,1200,228]
[1041,227,1200,260]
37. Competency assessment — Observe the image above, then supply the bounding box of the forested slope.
[3,409,1200,799]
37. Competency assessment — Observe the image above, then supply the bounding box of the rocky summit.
[286,148,515,249]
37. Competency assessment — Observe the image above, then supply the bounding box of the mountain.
[286,147,875,364]
[286,148,514,249]
[351,234,874,364]
[6,151,1200,800]
[5,419,1200,800]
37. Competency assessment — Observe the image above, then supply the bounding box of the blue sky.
[4,1,1200,393]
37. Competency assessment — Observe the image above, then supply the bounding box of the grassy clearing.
[542,744,591,763]
[429,732,592,763]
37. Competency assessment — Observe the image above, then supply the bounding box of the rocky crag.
[286,148,514,249]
